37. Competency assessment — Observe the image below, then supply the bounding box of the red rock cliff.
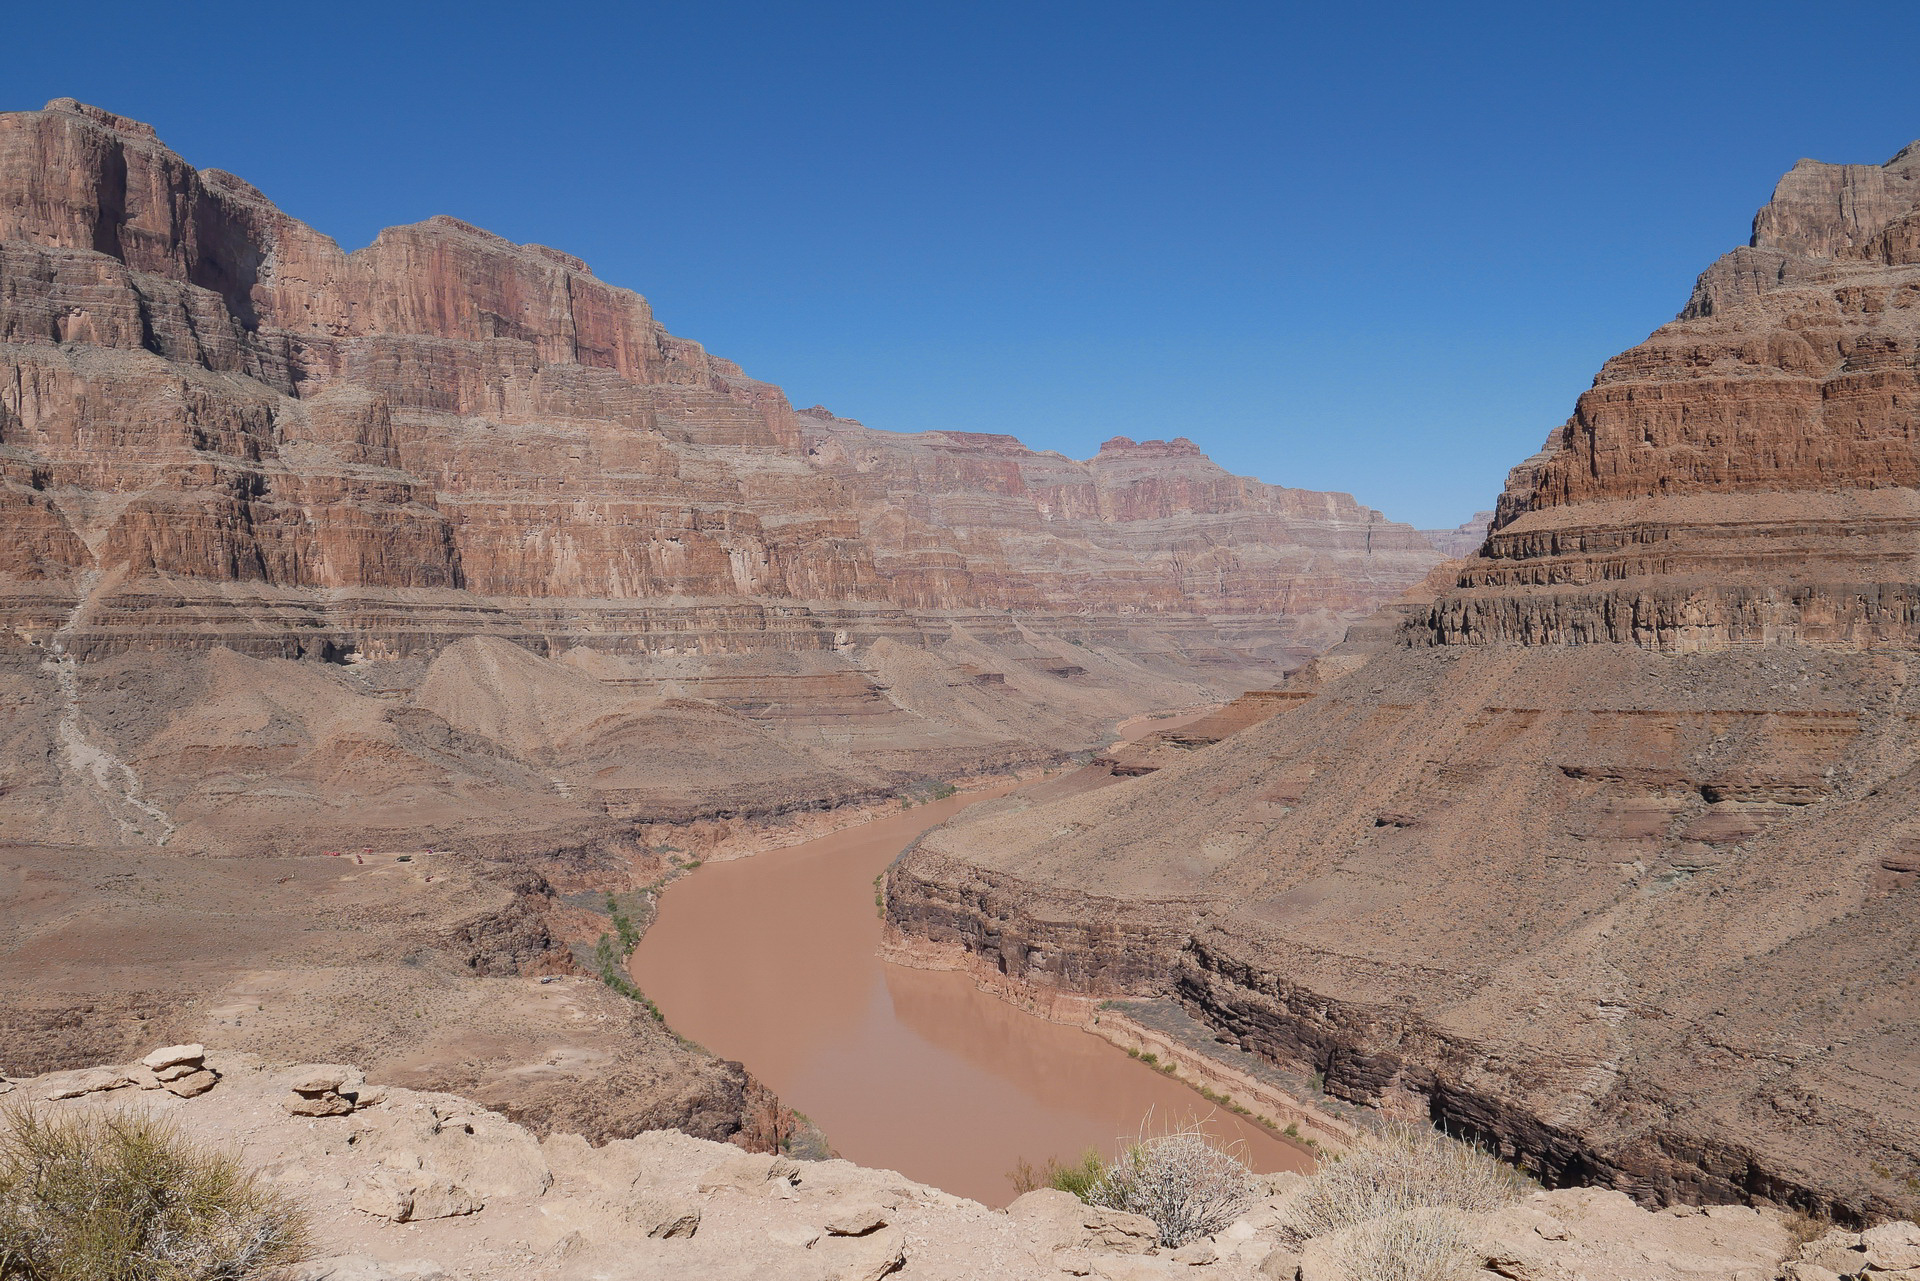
[1430,140,1920,649]
[0,98,1442,860]
[0,98,1437,667]
[891,138,1920,1222]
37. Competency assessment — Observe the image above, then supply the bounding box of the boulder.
[163,1068,219,1098]
[819,1225,906,1281]
[1864,1222,1920,1271]
[287,1091,355,1117]
[350,1172,480,1222]
[638,1196,701,1240]
[289,1066,354,1094]
[1795,1227,1865,1274]
[347,1081,388,1107]
[38,1066,134,1099]
[1169,1237,1219,1265]
[1255,1248,1301,1279]
[1007,1188,1159,1256]
[1779,1265,1843,1281]
[142,1043,206,1071]
[826,1203,891,1236]
[282,1063,361,1117]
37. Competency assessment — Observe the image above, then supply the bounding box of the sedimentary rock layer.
[0,98,1443,1150]
[892,141,1920,1221]
[0,97,1439,858]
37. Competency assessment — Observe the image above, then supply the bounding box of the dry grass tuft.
[1288,1121,1527,1242]
[1336,1207,1479,1281]
[1009,1147,1109,1201]
[1777,1206,1834,1250]
[0,1103,309,1281]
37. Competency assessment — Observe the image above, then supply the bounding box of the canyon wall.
[892,140,1920,1221]
[0,97,1441,859]
[0,98,1443,1148]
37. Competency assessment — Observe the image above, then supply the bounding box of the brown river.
[632,715,1314,1205]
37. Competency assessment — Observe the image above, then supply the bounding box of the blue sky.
[12,1,1920,528]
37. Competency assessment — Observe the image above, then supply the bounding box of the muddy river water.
[632,715,1313,1205]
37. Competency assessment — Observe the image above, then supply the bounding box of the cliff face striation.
[891,141,1920,1221]
[0,98,1440,1148]
[0,97,1439,859]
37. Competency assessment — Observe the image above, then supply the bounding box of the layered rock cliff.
[0,97,1439,859]
[890,140,1920,1221]
[0,98,1441,1150]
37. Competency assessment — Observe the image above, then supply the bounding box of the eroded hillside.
[890,140,1920,1221]
[0,98,1444,1143]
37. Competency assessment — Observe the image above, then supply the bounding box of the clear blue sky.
[12,1,1920,528]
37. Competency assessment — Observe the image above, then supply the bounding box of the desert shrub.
[1096,1123,1262,1248]
[1010,1120,1262,1247]
[591,932,665,1021]
[1095,1126,1262,1247]
[1288,1122,1527,1240]
[1010,1147,1109,1200]
[1777,1206,1834,1249]
[0,1104,308,1281]
[1336,1207,1478,1281]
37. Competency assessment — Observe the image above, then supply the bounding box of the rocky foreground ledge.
[6,1050,1916,1280]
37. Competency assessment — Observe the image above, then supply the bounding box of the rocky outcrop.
[2,1050,1858,1280]
[1429,141,1920,652]
[0,830,792,1152]
[890,140,1920,1221]
[1095,692,1311,777]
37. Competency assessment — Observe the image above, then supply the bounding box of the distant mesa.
[1417,510,1493,558]
[1094,435,1206,458]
